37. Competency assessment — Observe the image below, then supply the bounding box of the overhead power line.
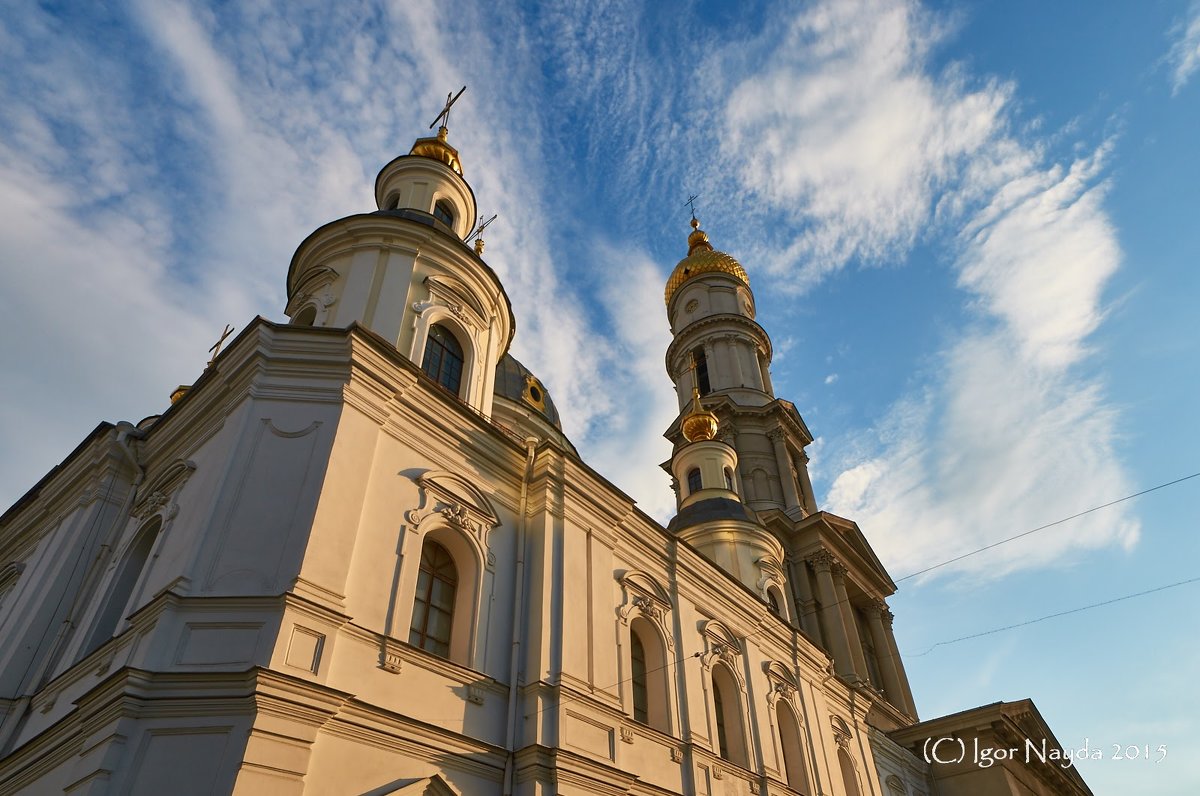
[511,469,1200,718]
[910,574,1200,657]
[895,471,1200,582]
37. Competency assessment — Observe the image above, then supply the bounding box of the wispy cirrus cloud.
[708,0,1138,580]
[0,0,684,517]
[1167,2,1200,94]
[716,0,1008,289]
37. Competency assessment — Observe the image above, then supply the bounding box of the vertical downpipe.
[503,437,539,795]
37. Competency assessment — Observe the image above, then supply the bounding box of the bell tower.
[663,218,817,520]
[283,93,514,417]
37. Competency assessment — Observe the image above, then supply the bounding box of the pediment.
[618,570,671,605]
[361,774,460,796]
[414,470,499,528]
[425,274,486,321]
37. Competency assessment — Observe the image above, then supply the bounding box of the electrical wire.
[894,471,1200,583]
[907,576,1200,657]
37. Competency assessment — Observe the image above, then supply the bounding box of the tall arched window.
[776,701,810,793]
[692,347,711,394]
[631,631,648,723]
[687,468,703,494]
[629,617,670,732]
[767,588,782,616]
[409,540,458,658]
[838,748,862,796]
[711,664,747,767]
[83,518,160,656]
[422,324,465,395]
[723,467,735,491]
[433,199,456,228]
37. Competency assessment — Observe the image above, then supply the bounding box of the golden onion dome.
[680,387,720,443]
[664,218,749,306]
[410,126,463,176]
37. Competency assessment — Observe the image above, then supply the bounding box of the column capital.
[766,427,786,441]
[881,607,896,625]
[805,549,839,573]
[862,598,888,618]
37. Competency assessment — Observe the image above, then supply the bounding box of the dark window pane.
[631,631,648,724]
[422,325,465,395]
[409,540,459,658]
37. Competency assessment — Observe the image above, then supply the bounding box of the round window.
[529,385,542,402]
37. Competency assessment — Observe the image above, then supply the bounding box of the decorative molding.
[805,549,837,573]
[419,274,487,329]
[617,570,674,649]
[467,684,485,705]
[620,726,634,744]
[670,745,683,763]
[764,661,801,706]
[405,470,501,571]
[831,714,853,749]
[131,459,196,521]
[699,619,742,681]
[380,640,403,674]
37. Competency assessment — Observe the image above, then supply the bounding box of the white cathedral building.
[0,118,1091,796]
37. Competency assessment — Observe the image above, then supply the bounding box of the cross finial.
[428,86,467,131]
[684,193,700,221]
[206,324,235,368]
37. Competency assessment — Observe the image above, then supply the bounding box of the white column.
[830,564,869,682]
[807,551,855,677]
[864,600,907,712]
[882,607,918,717]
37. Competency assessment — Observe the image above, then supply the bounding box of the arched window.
[409,540,458,658]
[767,588,782,616]
[631,631,648,723]
[838,747,861,796]
[433,199,455,228]
[83,518,160,656]
[422,324,465,395]
[692,347,711,394]
[384,193,400,210]
[687,468,703,494]
[776,701,810,793]
[723,467,735,491]
[629,617,670,732]
[293,305,317,326]
[711,664,747,767]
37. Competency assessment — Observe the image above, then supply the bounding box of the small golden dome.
[664,218,749,306]
[410,126,463,175]
[681,387,720,442]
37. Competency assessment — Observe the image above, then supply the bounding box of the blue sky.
[2,1,1198,791]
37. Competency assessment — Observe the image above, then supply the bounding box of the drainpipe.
[503,437,539,795]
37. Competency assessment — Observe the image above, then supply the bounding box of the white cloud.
[717,0,1009,289]
[0,0,681,519]
[824,373,839,385]
[1168,2,1200,94]
[713,0,1138,581]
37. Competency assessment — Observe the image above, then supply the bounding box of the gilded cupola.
[410,126,463,176]
[680,387,719,442]
[664,217,750,306]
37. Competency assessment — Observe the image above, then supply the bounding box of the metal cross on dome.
[428,86,467,130]
[206,324,235,368]
[684,193,700,221]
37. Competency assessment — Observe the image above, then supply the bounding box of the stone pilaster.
[806,551,855,677]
